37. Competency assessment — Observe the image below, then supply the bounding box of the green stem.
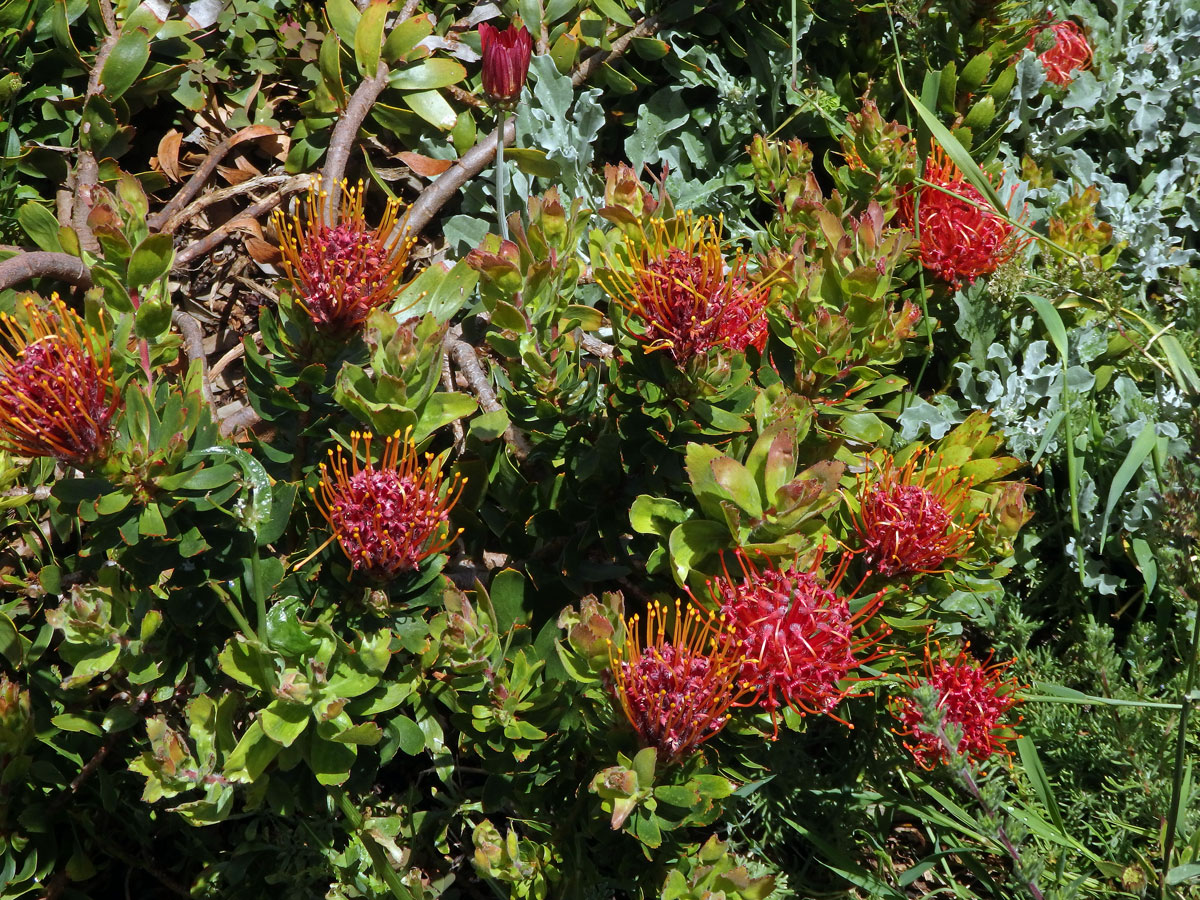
[1162,573,1200,898]
[249,547,268,645]
[212,582,257,642]
[495,109,508,241]
[335,790,411,899]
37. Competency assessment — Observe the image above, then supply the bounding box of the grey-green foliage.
[1007,0,1200,284]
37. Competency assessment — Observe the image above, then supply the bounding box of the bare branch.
[219,403,263,438]
[147,135,237,232]
[571,13,664,88]
[0,251,92,293]
[445,327,531,460]
[172,309,217,416]
[406,119,515,239]
[322,61,390,218]
[173,176,312,269]
[158,173,296,235]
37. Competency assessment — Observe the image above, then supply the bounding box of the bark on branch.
[0,251,92,293]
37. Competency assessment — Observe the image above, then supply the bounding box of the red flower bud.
[479,22,532,109]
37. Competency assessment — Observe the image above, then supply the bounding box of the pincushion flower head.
[274,178,415,336]
[1028,19,1093,87]
[702,548,889,737]
[310,428,465,579]
[600,213,779,364]
[479,22,532,109]
[893,643,1022,769]
[607,598,757,763]
[852,451,982,579]
[0,294,119,468]
[899,145,1029,289]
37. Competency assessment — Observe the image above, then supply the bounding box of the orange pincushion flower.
[852,451,982,578]
[899,145,1029,288]
[601,213,776,364]
[1029,19,1093,87]
[607,598,757,763]
[311,429,465,579]
[274,179,416,335]
[893,643,1023,768]
[702,548,889,737]
[0,294,119,467]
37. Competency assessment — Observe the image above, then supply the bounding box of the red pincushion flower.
[0,294,119,467]
[601,213,776,364]
[894,643,1022,768]
[853,451,982,578]
[898,145,1029,288]
[608,598,757,763]
[702,549,888,736]
[274,179,415,335]
[311,429,465,579]
[1029,19,1093,87]
[479,22,532,109]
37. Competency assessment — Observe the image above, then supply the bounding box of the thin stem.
[1162,565,1200,898]
[495,109,508,240]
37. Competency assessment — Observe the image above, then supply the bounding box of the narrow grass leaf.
[1099,419,1156,550]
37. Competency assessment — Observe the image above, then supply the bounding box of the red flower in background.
[479,22,532,109]
[899,145,1029,288]
[602,213,775,364]
[703,549,888,737]
[274,179,415,335]
[853,451,982,578]
[1029,19,1093,87]
[311,429,465,579]
[0,294,119,467]
[608,598,757,763]
[894,643,1022,768]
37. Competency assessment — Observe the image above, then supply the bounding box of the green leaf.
[1025,294,1068,359]
[51,713,102,736]
[1167,863,1200,886]
[1160,334,1200,393]
[387,58,466,91]
[98,27,150,100]
[80,96,119,153]
[261,701,309,748]
[307,733,357,785]
[629,495,689,537]
[330,722,383,745]
[325,0,361,46]
[382,14,435,63]
[591,0,635,26]
[319,33,346,105]
[709,457,763,519]
[489,568,527,632]
[470,408,510,441]
[354,0,387,77]
[0,613,27,668]
[126,234,175,287]
[668,520,728,584]
[387,715,426,755]
[1099,420,1157,550]
[402,89,457,130]
[1016,736,1064,832]
[138,503,168,538]
[224,720,281,783]
[17,202,64,252]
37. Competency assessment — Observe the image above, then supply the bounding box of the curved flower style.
[703,550,888,736]
[479,22,532,109]
[0,294,119,467]
[899,145,1028,288]
[311,429,465,579]
[601,214,775,364]
[894,643,1022,768]
[274,179,415,335]
[607,598,757,763]
[853,451,981,579]
[1029,19,1093,87]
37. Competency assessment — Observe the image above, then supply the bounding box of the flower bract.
[607,598,756,763]
[899,145,1028,288]
[311,429,465,579]
[894,643,1022,768]
[0,294,119,467]
[479,22,532,109]
[274,179,415,335]
[852,451,981,578]
[601,213,775,364]
[703,549,888,736]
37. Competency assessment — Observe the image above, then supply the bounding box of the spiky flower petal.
[894,643,1022,768]
[0,294,119,467]
[703,549,888,736]
[1029,19,1093,87]
[853,452,981,578]
[607,598,757,763]
[899,146,1029,288]
[274,179,415,335]
[311,429,464,579]
[601,213,775,364]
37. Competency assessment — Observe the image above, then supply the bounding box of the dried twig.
[208,340,247,383]
[322,60,390,218]
[147,135,238,232]
[219,403,262,438]
[579,331,613,360]
[0,251,92,292]
[159,173,296,235]
[173,176,311,269]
